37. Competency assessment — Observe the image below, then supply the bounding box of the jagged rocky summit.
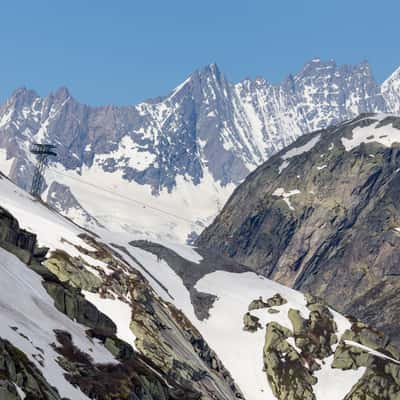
[0,60,399,242]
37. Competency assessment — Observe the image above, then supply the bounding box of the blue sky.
[1,0,398,105]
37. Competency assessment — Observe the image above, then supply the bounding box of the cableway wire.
[49,169,200,226]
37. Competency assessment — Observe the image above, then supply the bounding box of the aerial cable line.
[49,169,198,225]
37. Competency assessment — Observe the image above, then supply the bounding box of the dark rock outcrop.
[250,296,400,400]
[243,312,262,332]
[0,337,61,400]
[130,240,249,320]
[0,206,38,264]
[198,115,400,345]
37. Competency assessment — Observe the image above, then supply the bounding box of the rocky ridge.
[197,113,400,347]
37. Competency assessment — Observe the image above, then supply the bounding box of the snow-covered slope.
[44,164,234,243]
[382,67,400,113]
[1,173,399,400]
[0,246,115,400]
[0,60,399,243]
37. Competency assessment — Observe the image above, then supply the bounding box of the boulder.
[243,312,262,332]
[263,322,316,400]
[44,250,102,291]
[0,381,20,400]
[248,297,268,311]
[266,293,288,307]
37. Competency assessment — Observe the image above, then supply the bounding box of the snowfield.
[82,291,138,351]
[44,163,235,244]
[342,115,400,151]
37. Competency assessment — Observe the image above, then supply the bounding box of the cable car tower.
[30,143,57,198]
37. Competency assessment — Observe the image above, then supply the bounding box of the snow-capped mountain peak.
[382,66,400,113]
[0,59,399,243]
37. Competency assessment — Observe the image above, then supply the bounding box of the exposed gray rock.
[197,114,400,346]
[0,337,62,400]
[42,280,117,337]
[129,240,249,320]
[248,297,268,311]
[253,297,400,400]
[45,181,101,227]
[0,206,37,264]
[0,207,244,400]
[263,322,316,400]
[266,293,288,307]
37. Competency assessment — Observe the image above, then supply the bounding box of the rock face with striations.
[197,114,400,345]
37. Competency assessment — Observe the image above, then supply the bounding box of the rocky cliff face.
[197,113,400,346]
[0,60,399,242]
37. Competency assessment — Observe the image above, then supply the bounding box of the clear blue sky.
[1,0,398,106]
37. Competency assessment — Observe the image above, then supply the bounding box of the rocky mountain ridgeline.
[197,113,400,348]
[0,60,399,241]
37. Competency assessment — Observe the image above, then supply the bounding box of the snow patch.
[95,136,156,172]
[341,120,400,151]
[278,134,321,173]
[0,148,14,176]
[281,134,321,160]
[0,176,94,256]
[83,291,137,351]
[272,188,301,210]
[345,340,400,365]
[194,271,310,400]
[314,355,366,400]
[278,160,290,174]
[14,383,26,399]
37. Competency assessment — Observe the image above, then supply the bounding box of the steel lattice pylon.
[30,143,57,198]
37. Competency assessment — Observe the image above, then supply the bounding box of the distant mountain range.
[1,60,400,400]
[0,59,399,242]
